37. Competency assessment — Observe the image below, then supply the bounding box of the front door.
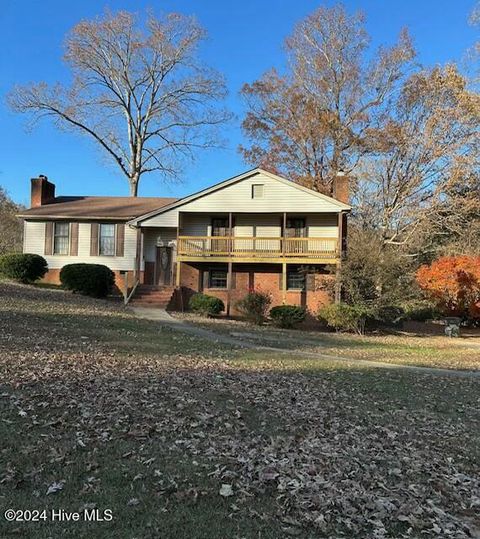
[155,246,172,286]
[211,217,229,254]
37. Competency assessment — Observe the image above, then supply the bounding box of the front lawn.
[0,282,479,538]
[173,313,480,371]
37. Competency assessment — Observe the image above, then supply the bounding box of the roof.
[18,196,178,221]
[128,167,351,225]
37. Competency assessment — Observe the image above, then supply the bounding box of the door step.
[129,285,175,309]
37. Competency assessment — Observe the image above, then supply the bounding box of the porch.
[177,235,338,262]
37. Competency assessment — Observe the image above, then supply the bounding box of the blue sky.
[0,0,477,205]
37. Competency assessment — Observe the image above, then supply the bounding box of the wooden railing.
[177,236,338,259]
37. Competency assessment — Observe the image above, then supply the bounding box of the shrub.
[60,263,115,298]
[318,303,372,334]
[402,301,440,322]
[0,253,48,283]
[270,305,306,328]
[236,290,272,325]
[373,305,405,326]
[416,256,480,318]
[189,293,225,317]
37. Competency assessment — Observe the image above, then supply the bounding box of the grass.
[0,282,479,538]
[173,313,480,371]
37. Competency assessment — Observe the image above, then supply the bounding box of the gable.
[135,169,350,228]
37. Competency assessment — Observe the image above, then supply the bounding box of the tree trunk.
[129,174,140,197]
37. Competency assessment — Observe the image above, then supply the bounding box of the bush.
[0,253,48,283]
[270,305,306,328]
[318,303,372,334]
[402,301,440,322]
[416,255,480,318]
[373,305,405,326]
[189,293,225,317]
[60,263,115,298]
[236,290,272,325]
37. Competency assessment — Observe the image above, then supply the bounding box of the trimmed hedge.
[0,253,48,283]
[189,293,225,317]
[60,263,115,298]
[236,290,272,325]
[270,305,306,328]
[318,303,372,335]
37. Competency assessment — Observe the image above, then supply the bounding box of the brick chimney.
[332,171,349,204]
[31,175,56,208]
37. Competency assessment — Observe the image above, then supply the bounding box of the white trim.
[128,168,351,226]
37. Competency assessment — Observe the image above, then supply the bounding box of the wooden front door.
[155,246,172,286]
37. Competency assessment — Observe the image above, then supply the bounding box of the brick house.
[20,168,350,314]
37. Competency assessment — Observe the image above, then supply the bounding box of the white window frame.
[53,222,70,255]
[98,223,116,257]
[251,184,264,199]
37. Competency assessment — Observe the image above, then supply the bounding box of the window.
[209,268,227,289]
[53,222,70,255]
[286,218,306,238]
[99,223,116,256]
[287,267,305,290]
[252,184,264,199]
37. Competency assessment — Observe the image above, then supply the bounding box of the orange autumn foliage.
[416,256,480,318]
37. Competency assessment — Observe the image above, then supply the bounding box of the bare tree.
[9,10,230,196]
[0,187,24,255]
[354,65,480,253]
[240,5,414,194]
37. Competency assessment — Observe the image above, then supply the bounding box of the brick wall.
[40,268,142,296]
[178,262,333,316]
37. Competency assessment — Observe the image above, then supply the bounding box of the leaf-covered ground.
[0,282,479,538]
[174,313,480,371]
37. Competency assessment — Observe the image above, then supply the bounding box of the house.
[19,168,351,314]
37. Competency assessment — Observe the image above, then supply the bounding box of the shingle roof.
[18,196,178,220]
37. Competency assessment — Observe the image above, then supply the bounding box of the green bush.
[0,253,48,283]
[402,301,440,322]
[373,305,405,326]
[189,293,225,317]
[236,290,272,325]
[270,305,306,328]
[318,303,372,334]
[60,263,115,298]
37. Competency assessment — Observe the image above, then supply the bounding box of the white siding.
[23,221,137,271]
[307,214,338,238]
[178,213,338,238]
[140,171,343,227]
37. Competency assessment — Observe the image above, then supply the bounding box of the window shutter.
[115,223,125,257]
[90,223,99,256]
[70,223,79,256]
[44,222,54,255]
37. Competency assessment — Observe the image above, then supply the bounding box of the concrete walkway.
[131,307,480,379]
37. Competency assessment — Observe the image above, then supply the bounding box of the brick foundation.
[176,262,333,316]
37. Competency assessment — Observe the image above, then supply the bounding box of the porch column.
[282,262,287,304]
[226,212,233,316]
[226,261,233,316]
[282,212,287,255]
[335,211,344,303]
[134,226,142,283]
[176,260,181,287]
[175,212,182,288]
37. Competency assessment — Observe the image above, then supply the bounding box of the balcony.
[177,236,338,262]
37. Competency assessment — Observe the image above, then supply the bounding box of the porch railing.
[177,236,338,259]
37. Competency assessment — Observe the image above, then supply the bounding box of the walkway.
[131,307,480,379]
